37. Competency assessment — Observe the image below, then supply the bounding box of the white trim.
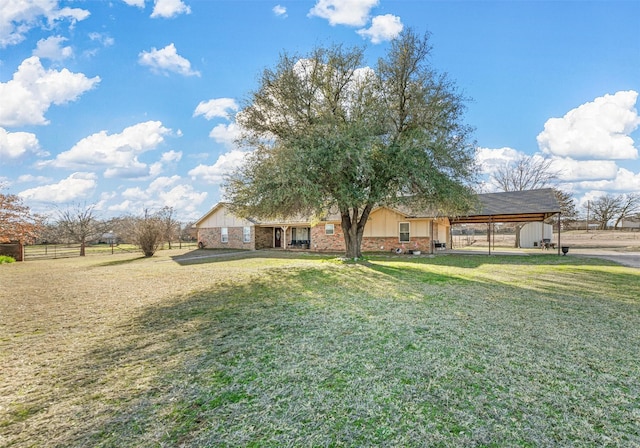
[399,222,410,243]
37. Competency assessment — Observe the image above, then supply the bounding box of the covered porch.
[255,224,312,250]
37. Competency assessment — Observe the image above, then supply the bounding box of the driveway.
[568,248,640,269]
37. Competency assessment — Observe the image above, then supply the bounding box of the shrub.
[0,255,16,264]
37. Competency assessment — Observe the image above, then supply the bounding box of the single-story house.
[193,202,451,254]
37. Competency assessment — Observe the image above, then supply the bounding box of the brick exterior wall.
[255,226,273,250]
[310,223,431,253]
[198,226,254,250]
[198,223,434,254]
[0,242,23,261]
[310,223,345,252]
[360,236,431,253]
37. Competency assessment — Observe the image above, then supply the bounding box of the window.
[325,224,334,235]
[399,222,410,243]
[243,226,251,243]
[221,227,228,243]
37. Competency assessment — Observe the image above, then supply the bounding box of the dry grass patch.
[1,250,639,446]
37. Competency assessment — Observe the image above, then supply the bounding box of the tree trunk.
[342,214,362,258]
[80,239,86,256]
[514,223,523,248]
[341,205,372,259]
[344,228,363,258]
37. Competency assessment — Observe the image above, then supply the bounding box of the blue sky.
[1,0,639,222]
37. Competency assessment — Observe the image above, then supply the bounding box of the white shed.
[520,222,553,248]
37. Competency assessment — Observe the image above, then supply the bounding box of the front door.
[274,228,282,248]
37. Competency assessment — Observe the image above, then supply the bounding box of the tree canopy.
[225,29,477,258]
[588,193,640,230]
[57,203,102,256]
[0,189,42,243]
[492,155,558,192]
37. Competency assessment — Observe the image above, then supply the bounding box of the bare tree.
[180,222,197,244]
[492,155,559,247]
[613,193,640,229]
[493,156,558,192]
[589,195,623,230]
[57,203,102,256]
[157,206,179,249]
[132,209,164,257]
[553,188,578,227]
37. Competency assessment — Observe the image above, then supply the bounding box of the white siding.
[364,208,431,237]
[198,204,253,228]
[520,222,552,248]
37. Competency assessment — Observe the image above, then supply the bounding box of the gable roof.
[196,189,560,228]
[450,188,561,224]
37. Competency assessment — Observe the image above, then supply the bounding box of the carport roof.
[450,188,560,224]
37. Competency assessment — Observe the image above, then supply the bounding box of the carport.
[450,189,562,255]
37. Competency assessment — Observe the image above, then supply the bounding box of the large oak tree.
[225,30,477,258]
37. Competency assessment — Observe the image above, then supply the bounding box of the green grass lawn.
[1,251,639,446]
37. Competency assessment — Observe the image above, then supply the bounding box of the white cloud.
[151,0,191,18]
[188,150,247,184]
[194,98,239,120]
[17,174,51,183]
[0,56,100,127]
[88,32,114,47]
[138,43,200,77]
[114,175,207,220]
[0,0,90,48]
[537,90,640,160]
[18,172,97,203]
[572,167,640,193]
[122,0,145,7]
[160,150,182,163]
[475,147,521,174]
[209,123,241,147]
[308,0,378,27]
[45,121,171,179]
[33,36,73,61]
[357,14,403,44]
[550,157,618,182]
[0,127,40,159]
[273,5,287,17]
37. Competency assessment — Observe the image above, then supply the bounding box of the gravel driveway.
[569,248,640,268]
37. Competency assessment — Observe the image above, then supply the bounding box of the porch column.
[430,220,434,254]
[557,213,561,255]
[488,216,492,256]
[281,226,289,250]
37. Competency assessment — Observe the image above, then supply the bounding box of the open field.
[1,250,639,446]
[22,242,199,260]
[456,230,640,250]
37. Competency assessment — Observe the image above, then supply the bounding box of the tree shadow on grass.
[170,249,256,265]
[17,259,640,447]
[92,256,147,267]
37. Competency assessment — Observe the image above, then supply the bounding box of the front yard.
[1,250,639,446]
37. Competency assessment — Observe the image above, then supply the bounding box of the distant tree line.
[1,191,196,258]
[49,204,196,257]
[586,193,640,230]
